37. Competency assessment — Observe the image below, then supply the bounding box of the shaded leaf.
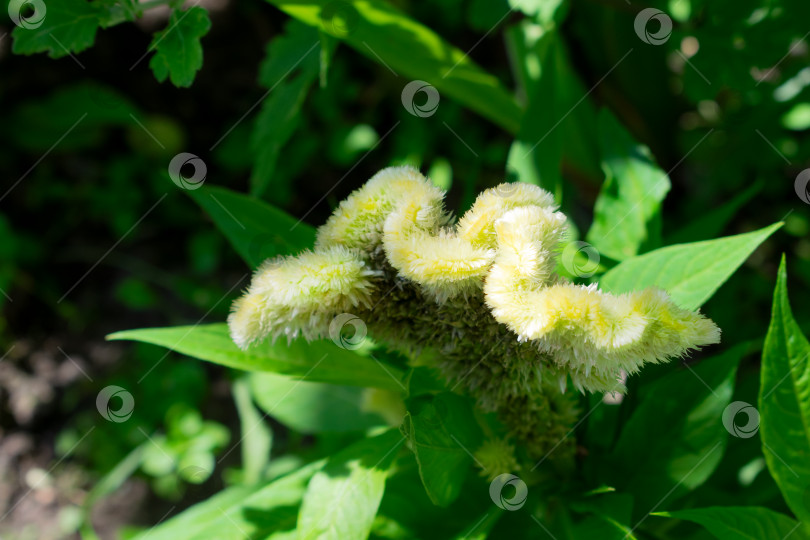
[609,345,746,511]
[189,185,316,269]
[266,0,522,132]
[148,7,212,88]
[405,392,483,506]
[249,371,386,433]
[11,0,110,58]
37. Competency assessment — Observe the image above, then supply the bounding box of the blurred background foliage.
[0,0,809,537]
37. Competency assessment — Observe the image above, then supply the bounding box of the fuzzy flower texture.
[229,167,720,458]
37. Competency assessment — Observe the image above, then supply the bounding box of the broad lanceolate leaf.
[608,345,745,511]
[189,185,316,269]
[11,0,112,58]
[266,0,522,133]
[587,110,670,261]
[251,21,322,198]
[600,222,782,310]
[134,460,324,540]
[759,256,810,525]
[249,372,387,433]
[657,506,804,540]
[107,323,405,392]
[148,7,212,88]
[297,428,404,540]
[404,392,483,507]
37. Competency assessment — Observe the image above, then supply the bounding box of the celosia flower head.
[228,166,720,455]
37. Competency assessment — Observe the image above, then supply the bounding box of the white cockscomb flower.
[228,166,721,458]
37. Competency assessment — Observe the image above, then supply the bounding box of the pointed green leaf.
[759,256,810,525]
[265,0,522,133]
[189,185,316,269]
[107,323,404,392]
[587,111,670,261]
[148,7,212,88]
[298,428,404,540]
[656,506,804,540]
[600,223,782,310]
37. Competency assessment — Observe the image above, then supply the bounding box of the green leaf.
[608,345,745,510]
[600,223,782,310]
[266,0,522,133]
[189,185,316,269]
[249,372,386,433]
[759,256,810,525]
[133,460,324,540]
[232,377,273,485]
[656,507,804,540]
[107,323,405,392]
[405,392,483,507]
[11,0,108,58]
[587,110,671,261]
[297,428,404,540]
[148,7,212,88]
[251,21,322,198]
